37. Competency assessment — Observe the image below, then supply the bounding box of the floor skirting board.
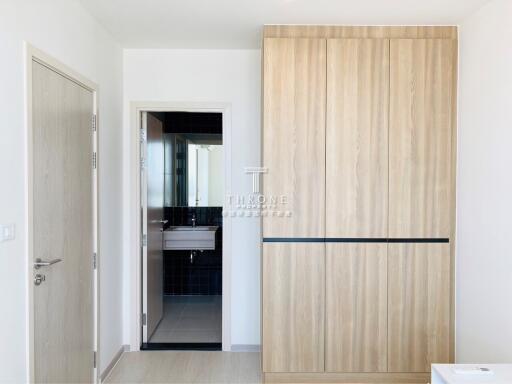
[100,345,130,383]
[263,372,430,383]
[231,344,261,352]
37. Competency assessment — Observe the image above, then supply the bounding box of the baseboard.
[100,345,130,383]
[231,344,261,352]
[263,372,430,384]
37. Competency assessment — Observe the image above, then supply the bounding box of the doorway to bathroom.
[132,103,232,352]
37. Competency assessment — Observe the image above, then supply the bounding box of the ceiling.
[79,0,490,49]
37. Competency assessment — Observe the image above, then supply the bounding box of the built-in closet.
[261,25,457,384]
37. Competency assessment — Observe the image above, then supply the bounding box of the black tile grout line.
[262,238,449,243]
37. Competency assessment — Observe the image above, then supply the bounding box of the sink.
[163,226,218,250]
[169,226,218,231]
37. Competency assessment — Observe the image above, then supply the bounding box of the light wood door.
[262,243,325,372]
[262,38,326,238]
[326,39,389,238]
[388,243,451,372]
[326,243,387,372]
[32,60,94,383]
[389,39,456,238]
[142,113,165,341]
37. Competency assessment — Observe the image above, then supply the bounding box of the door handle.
[150,220,168,224]
[34,258,62,269]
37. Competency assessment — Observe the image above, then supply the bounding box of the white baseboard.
[100,345,130,382]
[230,344,261,352]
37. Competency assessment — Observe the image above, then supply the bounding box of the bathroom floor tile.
[148,295,222,343]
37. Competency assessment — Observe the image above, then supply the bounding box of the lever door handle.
[150,220,168,224]
[34,258,62,269]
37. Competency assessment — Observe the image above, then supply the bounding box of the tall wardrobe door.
[262,243,325,372]
[389,39,456,238]
[388,243,451,372]
[326,39,389,238]
[262,38,326,238]
[326,243,387,372]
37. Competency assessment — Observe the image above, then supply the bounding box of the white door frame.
[25,43,100,382]
[129,101,232,351]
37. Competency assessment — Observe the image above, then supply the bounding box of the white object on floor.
[432,364,512,384]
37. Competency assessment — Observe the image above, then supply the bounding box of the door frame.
[129,101,232,351]
[25,43,100,383]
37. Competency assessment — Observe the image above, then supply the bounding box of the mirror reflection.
[164,133,223,207]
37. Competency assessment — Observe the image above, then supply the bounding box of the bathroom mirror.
[164,133,223,207]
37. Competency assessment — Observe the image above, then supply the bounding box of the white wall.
[123,49,261,346]
[457,0,512,363]
[0,0,124,381]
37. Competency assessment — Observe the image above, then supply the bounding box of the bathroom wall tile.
[163,207,223,295]
[164,112,222,135]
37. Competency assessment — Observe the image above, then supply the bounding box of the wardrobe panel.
[388,243,451,372]
[262,243,325,372]
[326,243,387,372]
[262,38,326,238]
[326,39,389,238]
[389,39,455,238]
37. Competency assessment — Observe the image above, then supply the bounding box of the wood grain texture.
[33,60,94,383]
[326,39,389,238]
[263,25,457,40]
[389,39,455,238]
[146,113,164,339]
[262,243,325,372]
[264,372,430,383]
[388,243,451,372]
[262,38,326,238]
[105,351,261,383]
[326,244,387,372]
[449,45,459,363]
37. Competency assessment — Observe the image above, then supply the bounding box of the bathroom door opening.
[136,105,231,351]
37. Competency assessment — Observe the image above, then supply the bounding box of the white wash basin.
[163,226,218,250]
[169,226,218,231]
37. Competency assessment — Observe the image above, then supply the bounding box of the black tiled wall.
[164,112,222,134]
[163,207,222,295]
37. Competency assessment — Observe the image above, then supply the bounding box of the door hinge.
[142,234,147,247]
[93,351,97,368]
[93,252,97,269]
[142,313,147,326]
[140,157,145,170]
[140,129,146,143]
[92,114,97,132]
[92,152,97,169]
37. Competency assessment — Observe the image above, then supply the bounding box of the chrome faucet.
[191,213,196,227]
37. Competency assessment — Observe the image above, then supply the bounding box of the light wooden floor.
[105,351,261,383]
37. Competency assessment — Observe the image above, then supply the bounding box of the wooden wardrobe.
[261,26,457,384]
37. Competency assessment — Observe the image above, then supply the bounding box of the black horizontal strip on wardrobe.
[262,238,449,243]
[387,238,449,243]
[326,238,388,243]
